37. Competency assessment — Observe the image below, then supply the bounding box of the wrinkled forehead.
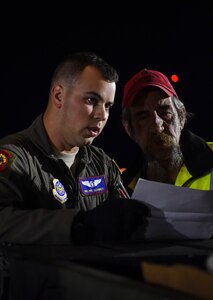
[131,98,174,116]
[132,87,169,106]
[133,94,174,112]
[158,96,174,106]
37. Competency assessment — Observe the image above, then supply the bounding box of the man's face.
[52,65,116,150]
[126,89,184,162]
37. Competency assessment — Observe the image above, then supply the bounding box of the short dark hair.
[50,52,119,88]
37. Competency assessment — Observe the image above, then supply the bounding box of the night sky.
[1,3,212,167]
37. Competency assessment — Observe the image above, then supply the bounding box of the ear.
[52,85,63,108]
[122,120,132,138]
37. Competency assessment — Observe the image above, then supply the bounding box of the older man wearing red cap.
[121,68,213,195]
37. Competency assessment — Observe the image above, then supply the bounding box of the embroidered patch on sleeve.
[51,178,68,204]
[0,149,13,172]
[79,175,108,196]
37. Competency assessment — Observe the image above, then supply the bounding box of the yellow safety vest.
[176,142,213,190]
[128,142,213,191]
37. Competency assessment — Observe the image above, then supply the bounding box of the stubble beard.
[146,132,184,169]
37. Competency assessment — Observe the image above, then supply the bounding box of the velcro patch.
[79,175,108,196]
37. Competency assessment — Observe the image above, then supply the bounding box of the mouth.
[87,126,101,137]
[153,133,175,147]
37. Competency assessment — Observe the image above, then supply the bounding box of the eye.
[105,103,114,110]
[86,97,98,105]
[159,110,173,120]
[158,104,174,119]
[135,112,148,121]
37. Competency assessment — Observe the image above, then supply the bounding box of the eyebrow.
[85,91,114,105]
[158,103,172,109]
[85,91,101,99]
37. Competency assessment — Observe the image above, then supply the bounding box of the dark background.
[1,3,212,167]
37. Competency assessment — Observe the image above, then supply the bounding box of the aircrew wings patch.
[0,149,13,172]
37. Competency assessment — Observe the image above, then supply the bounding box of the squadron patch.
[0,149,13,172]
[51,178,68,204]
[79,175,107,196]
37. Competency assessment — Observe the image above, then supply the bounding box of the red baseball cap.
[122,68,178,108]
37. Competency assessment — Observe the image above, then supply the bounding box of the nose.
[94,105,108,121]
[150,111,164,133]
